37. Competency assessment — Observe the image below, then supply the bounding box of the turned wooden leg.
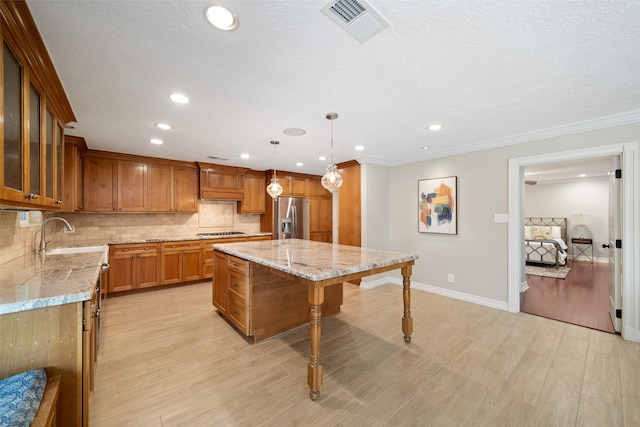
[401,265,413,343]
[308,284,324,400]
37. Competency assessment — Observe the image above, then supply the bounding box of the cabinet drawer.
[111,243,159,256]
[228,294,248,332]
[227,255,248,276]
[229,270,248,298]
[161,240,202,251]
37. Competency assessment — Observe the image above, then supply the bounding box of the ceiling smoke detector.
[321,0,390,43]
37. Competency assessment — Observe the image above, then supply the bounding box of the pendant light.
[321,112,343,193]
[266,140,283,199]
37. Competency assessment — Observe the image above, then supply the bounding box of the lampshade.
[266,177,283,199]
[321,112,343,194]
[572,214,591,225]
[266,140,283,199]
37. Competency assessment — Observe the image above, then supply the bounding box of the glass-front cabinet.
[1,2,74,209]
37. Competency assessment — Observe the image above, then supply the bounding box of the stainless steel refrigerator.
[274,197,310,240]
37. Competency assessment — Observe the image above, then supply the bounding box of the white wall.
[524,178,609,261]
[368,122,639,339]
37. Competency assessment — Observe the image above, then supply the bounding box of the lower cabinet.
[212,250,343,341]
[108,243,161,293]
[161,240,202,285]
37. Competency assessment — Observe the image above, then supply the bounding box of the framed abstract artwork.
[418,176,457,234]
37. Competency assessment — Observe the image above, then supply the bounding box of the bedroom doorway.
[506,142,639,341]
[520,157,617,333]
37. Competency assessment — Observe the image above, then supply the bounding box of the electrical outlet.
[447,274,454,283]
[598,247,604,254]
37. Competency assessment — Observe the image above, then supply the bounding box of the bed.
[524,217,568,267]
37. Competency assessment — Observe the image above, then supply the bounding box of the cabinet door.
[28,82,42,201]
[290,177,306,196]
[182,248,202,282]
[213,252,229,314]
[306,178,328,198]
[161,251,182,285]
[1,42,24,202]
[309,197,332,236]
[136,252,160,288]
[118,160,147,211]
[84,156,117,211]
[108,254,135,292]
[174,166,198,212]
[148,163,174,212]
[238,172,266,214]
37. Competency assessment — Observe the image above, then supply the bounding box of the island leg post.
[308,283,324,400]
[402,265,413,343]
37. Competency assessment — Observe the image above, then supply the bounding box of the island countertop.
[0,247,108,315]
[212,238,418,282]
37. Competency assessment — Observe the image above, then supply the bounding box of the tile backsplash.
[0,201,262,265]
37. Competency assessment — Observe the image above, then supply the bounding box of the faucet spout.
[39,217,74,254]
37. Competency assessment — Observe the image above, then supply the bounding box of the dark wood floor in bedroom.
[521,260,616,334]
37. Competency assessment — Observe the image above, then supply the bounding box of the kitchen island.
[212,239,418,400]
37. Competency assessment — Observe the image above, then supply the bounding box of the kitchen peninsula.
[212,239,418,400]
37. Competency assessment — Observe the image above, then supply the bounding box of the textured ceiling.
[27,0,640,176]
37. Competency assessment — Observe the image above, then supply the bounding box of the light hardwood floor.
[91,282,640,426]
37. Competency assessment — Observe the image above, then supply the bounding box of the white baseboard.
[360,276,509,312]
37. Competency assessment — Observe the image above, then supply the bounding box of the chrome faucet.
[39,217,74,253]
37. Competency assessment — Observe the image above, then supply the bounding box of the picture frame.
[418,176,457,234]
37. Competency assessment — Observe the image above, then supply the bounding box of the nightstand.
[571,238,593,263]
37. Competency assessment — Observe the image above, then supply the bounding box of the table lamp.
[572,214,591,239]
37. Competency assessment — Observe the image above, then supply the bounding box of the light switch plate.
[494,213,509,223]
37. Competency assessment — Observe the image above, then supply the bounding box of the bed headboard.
[525,217,567,242]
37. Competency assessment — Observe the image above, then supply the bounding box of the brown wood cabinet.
[108,243,161,292]
[62,136,86,211]
[309,197,333,243]
[202,237,247,279]
[148,163,198,212]
[212,250,342,341]
[174,165,198,212]
[198,162,248,200]
[118,159,147,211]
[337,160,361,247]
[0,1,74,210]
[161,240,202,285]
[83,155,117,211]
[237,170,266,214]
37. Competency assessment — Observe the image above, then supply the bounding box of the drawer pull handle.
[233,311,240,316]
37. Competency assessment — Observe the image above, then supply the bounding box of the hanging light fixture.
[321,112,343,193]
[266,140,283,199]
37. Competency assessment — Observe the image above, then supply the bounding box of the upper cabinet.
[1,1,75,209]
[82,151,198,213]
[237,170,266,214]
[62,136,86,211]
[198,162,248,200]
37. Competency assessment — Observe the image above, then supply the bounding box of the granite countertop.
[110,232,272,245]
[213,239,418,282]
[0,247,108,315]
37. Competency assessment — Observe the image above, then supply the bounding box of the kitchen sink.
[45,245,108,255]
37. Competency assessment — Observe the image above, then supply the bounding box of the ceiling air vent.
[321,0,390,43]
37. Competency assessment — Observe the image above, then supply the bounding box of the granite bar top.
[110,232,272,245]
[0,246,108,315]
[213,239,418,282]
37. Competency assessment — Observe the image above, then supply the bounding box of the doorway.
[506,142,639,342]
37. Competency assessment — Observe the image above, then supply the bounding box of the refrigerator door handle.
[291,205,297,237]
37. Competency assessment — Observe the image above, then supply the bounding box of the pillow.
[524,226,533,240]
[551,226,562,239]
[0,369,47,427]
[531,226,552,239]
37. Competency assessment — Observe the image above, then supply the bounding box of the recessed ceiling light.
[155,123,172,130]
[354,145,365,151]
[205,5,239,31]
[427,123,443,131]
[296,162,303,167]
[283,128,306,136]
[150,138,163,145]
[169,93,189,104]
[579,174,586,177]
[422,146,430,150]
[318,156,327,161]
[240,153,250,159]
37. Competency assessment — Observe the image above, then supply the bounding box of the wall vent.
[321,0,390,43]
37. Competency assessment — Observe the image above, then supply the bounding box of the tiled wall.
[0,201,262,265]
